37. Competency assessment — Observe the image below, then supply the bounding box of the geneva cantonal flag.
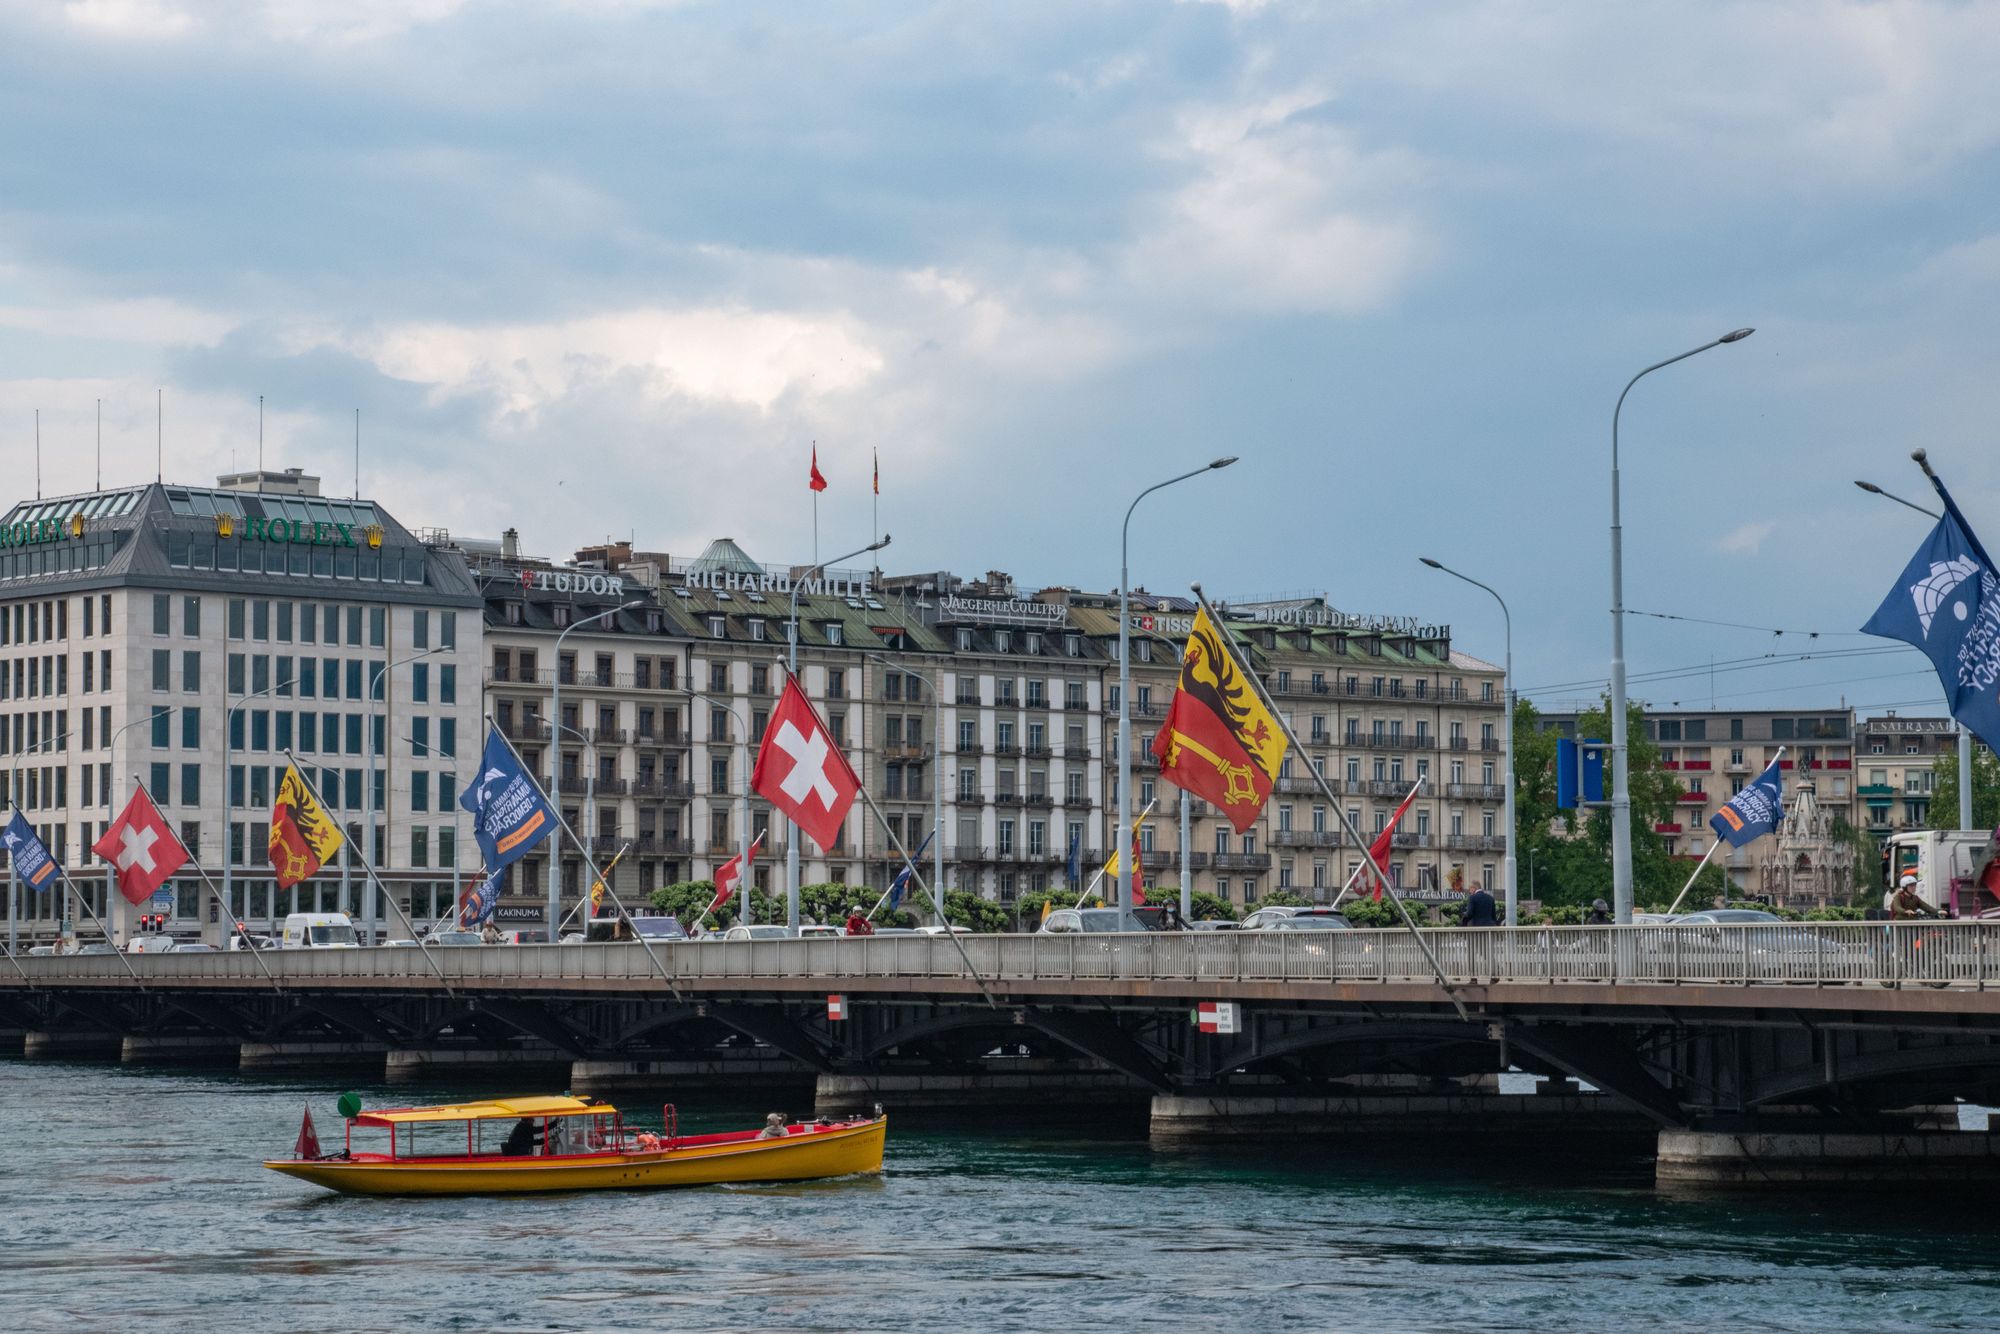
[1151,606,1289,833]
[1862,478,2000,753]
[269,765,345,889]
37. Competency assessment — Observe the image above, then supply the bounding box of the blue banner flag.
[459,730,556,871]
[1067,828,1081,886]
[2,810,61,892]
[1708,760,1784,849]
[885,831,935,911]
[461,867,503,928]
[1864,476,2000,753]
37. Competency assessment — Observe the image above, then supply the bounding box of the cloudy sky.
[4,0,1997,714]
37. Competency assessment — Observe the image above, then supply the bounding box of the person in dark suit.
[1463,882,1498,926]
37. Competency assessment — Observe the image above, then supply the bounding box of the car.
[799,924,841,939]
[722,924,797,941]
[280,912,361,949]
[1672,909,1783,926]
[1189,920,1240,932]
[1260,915,1353,931]
[126,934,177,954]
[77,942,118,956]
[1240,905,1342,931]
[1037,907,1173,935]
[915,925,972,936]
[228,933,278,951]
[175,942,216,953]
[26,944,56,956]
[560,932,588,945]
[1632,913,1681,926]
[382,939,420,948]
[630,915,689,943]
[423,930,485,947]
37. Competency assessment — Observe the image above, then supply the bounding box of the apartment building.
[1856,714,1957,840]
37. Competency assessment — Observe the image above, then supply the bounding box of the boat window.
[309,923,359,946]
[543,1119,568,1156]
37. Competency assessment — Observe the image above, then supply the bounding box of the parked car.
[1673,909,1783,926]
[26,944,56,957]
[126,935,177,954]
[1038,907,1173,934]
[77,942,118,956]
[722,924,797,941]
[630,915,689,943]
[1260,915,1353,931]
[1189,920,1240,932]
[228,933,278,951]
[1240,905,1343,931]
[799,924,841,939]
[175,942,216,953]
[423,930,484,947]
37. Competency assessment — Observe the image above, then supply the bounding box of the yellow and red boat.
[264,1094,886,1196]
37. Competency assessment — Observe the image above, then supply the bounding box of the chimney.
[502,528,519,560]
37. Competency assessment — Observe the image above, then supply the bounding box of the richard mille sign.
[683,568,874,597]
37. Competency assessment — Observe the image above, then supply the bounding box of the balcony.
[1063,746,1092,760]
[956,742,985,756]
[1676,791,1708,805]
[1271,829,1342,849]
[994,742,1019,756]
[1858,784,1896,798]
[1479,739,1501,753]
[1444,783,1507,802]
[1025,793,1054,807]
[882,743,928,762]
[955,694,981,708]
[1654,822,1684,834]
[1212,852,1272,872]
[994,793,1022,805]
[1023,744,1053,759]
[635,836,694,855]
[1023,696,1050,710]
[1366,780,1407,798]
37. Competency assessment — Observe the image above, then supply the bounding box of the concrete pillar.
[1657,1127,2000,1186]
[385,1045,572,1086]
[122,1034,240,1066]
[1149,1089,1651,1142]
[816,1061,1151,1118]
[22,1030,122,1060]
[240,1041,389,1073]
[570,1055,816,1101]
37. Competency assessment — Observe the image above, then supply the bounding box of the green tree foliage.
[1512,696,1690,907]
[1253,889,1314,909]
[648,879,782,929]
[942,890,1009,932]
[1011,887,1100,925]
[1338,897,1401,928]
[1186,889,1239,922]
[1930,745,2000,831]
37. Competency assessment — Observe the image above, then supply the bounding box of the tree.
[1252,889,1313,909]
[1512,696,1687,908]
[942,890,1008,932]
[1930,745,2000,832]
[1186,890,1239,922]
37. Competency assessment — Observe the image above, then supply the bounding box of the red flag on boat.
[295,1105,321,1159]
[810,444,828,493]
[1367,781,1423,901]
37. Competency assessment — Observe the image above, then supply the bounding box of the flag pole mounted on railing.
[1187,584,1468,1021]
[1078,799,1155,911]
[1326,776,1426,913]
[1667,748,1786,916]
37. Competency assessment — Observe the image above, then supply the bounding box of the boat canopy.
[352,1095,603,1126]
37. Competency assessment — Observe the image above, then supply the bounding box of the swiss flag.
[94,785,190,904]
[706,832,765,917]
[1367,782,1422,902]
[753,677,860,852]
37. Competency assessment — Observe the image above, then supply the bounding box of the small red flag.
[1131,832,1146,906]
[295,1105,321,1159]
[706,832,765,917]
[1367,783,1422,901]
[752,678,860,851]
[810,444,828,493]
[94,784,189,904]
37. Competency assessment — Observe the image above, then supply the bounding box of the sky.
[4,0,1999,717]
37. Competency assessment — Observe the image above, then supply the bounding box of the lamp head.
[1911,448,1928,465]
[1719,327,1755,343]
[1855,480,1882,495]
[1419,557,1443,569]
[1210,456,1238,470]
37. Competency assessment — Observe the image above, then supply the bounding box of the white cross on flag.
[705,832,765,918]
[93,784,190,905]
[752,676,861,852]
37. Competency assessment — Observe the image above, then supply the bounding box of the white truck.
[1880,829,1999,917]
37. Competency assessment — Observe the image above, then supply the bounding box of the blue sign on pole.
[149,888,174,912]
[1580,739,1606,804]
[1555,738,1609,809]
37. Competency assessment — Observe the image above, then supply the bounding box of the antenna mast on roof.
[34,408,41,500]
[96,398,101,491]
[353,408,360,499]
[156,389,163,484]
[257,395,264,490]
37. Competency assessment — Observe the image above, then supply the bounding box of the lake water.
[4,1061,1999,1331]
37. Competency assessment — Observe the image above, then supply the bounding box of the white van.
[280,912,361,949]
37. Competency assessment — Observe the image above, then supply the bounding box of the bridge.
[10,922,2000,1184]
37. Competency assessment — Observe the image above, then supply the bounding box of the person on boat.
[844,906,875,937]
[758,1113,789,1139]
[501,1118,536,1155]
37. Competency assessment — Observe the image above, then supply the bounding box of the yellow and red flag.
[269,765,344,889]
[1151,606,1288,833]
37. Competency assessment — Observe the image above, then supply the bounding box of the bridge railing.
[8,923,2000,989]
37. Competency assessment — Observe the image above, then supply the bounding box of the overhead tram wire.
[1620,608,1877,639]
[1520,644,1919,697]
[1666,667,1940,707]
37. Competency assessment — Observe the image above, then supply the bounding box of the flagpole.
[852,783,995,1007]
[279,752,454,994]
[1081,798,1154,910]
[1326,776,1426,911]
[483,724,682,1000]
[1188,585,1468,1020]
[120,773,285,989]
[52,865,144,986]
[1667,746,1785,915]
[558,843,629,936]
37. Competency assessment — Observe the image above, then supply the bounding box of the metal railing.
[13,924,2000,991]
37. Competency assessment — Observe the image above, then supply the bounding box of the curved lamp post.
[1118,459,1236,910]
[546,602,642,942]
[1609,328,1753,922]
[1421,557,1514,924]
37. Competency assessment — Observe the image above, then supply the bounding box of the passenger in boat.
[844,906,874,937]
[501,1118,536,1156]
[758,1113,789,1139]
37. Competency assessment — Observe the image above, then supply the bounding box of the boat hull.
[264,1117,886,1196]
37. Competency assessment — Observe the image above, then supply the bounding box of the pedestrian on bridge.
[1585,899,1612,926]
[1464,882,1498,927]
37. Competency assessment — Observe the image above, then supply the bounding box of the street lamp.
[1118,458,1236,911]
[786,536,891,930]
[1609,329,1753,923]
[1855,473,1975,831]
[547,601,642,942]
[864,651,944,923]
[364,646,446,943]
[222,684,285,933]
[1421,557,1516,924]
